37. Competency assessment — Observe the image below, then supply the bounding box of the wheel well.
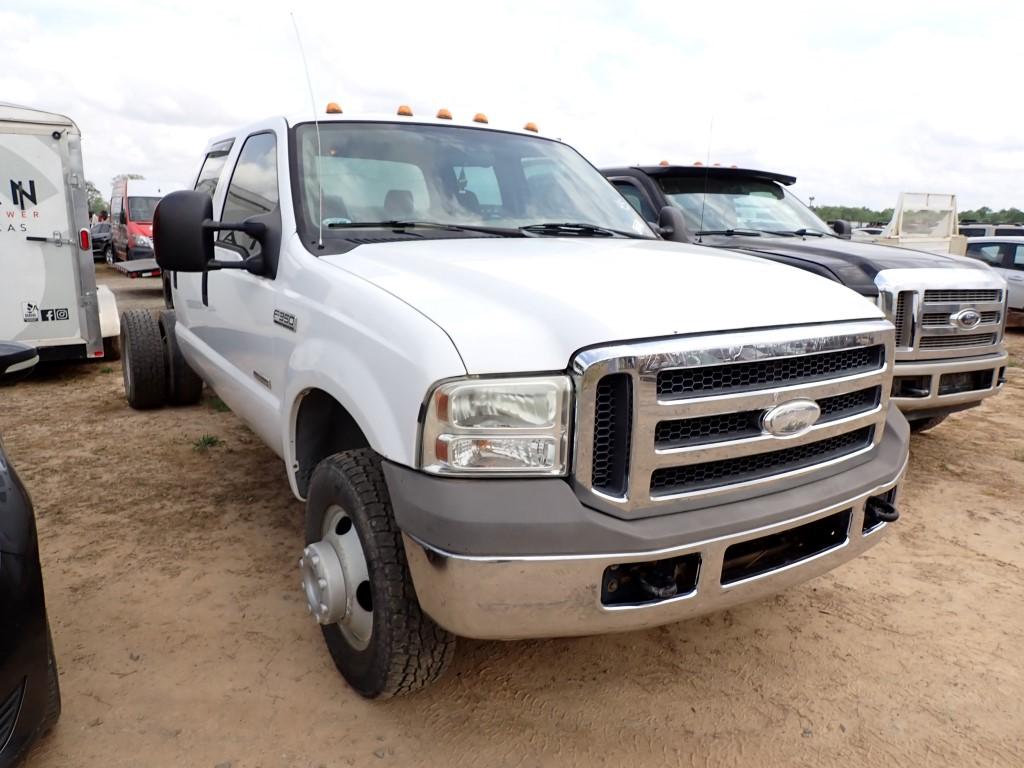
[294,389,370,496]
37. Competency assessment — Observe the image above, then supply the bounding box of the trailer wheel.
[159,311,202,406]
[909,416,947,433]
[121,309,166,409]
[302,449,455,698]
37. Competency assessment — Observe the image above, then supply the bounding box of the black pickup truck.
[603,164,1009,431]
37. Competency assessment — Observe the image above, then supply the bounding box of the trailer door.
[0,128,86,350]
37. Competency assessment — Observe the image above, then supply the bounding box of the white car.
[120,107,909,698]
[966,236,1024,323]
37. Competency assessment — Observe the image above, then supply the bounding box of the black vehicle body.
[601,165,985,296]
[0,343,60,766]
[90,221,112,261]
[602,165,1009,428]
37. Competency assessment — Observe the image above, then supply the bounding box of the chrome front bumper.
[403,459,907,640]
[891,351,1008,412]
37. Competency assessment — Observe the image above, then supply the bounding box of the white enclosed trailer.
[0,103,119,360]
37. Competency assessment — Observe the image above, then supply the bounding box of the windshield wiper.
[326,220,520,236]
[695,228,770,237]
[769,228,833,238]
[520,222,642,238]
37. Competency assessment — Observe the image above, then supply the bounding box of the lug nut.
[318,578,327,589]
[319,603,328,616]
[312,556,320,566]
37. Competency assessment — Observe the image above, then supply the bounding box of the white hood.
[321,237,884,374]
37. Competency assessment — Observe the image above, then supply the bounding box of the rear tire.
[121,309,166,409]
[304,449,455,698]
[159,311,203,406]
[104,244,114,265]
[909,415,948,433]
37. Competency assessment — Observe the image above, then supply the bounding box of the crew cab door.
[1005,244,1024,310]
[966,241,1023,310]
[176,125,288,449]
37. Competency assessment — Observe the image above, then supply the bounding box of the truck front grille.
[574,321,893,518]
[881,285,1005,358]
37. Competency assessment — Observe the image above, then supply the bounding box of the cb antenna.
[696,116,713,244]
[291,11,324,249]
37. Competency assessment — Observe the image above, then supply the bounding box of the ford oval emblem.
[951,308,982,330]
[762,399,821,438]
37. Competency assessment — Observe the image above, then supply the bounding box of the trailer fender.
[97,285,120,339]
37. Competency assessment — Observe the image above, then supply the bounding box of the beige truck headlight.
[420,376,572,476]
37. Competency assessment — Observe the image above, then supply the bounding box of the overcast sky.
[4,0,1021,210]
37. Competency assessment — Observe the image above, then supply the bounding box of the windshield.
[657,176,831,234]
[127,196,160,222]
[294,122,654,243]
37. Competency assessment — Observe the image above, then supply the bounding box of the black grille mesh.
[894,291,911,347]
[592,374,632,495]
[817,387,881,423]
[650,428,873,495]
[656,346,885,399]
[0,680,23,752]
[655,411,762,448]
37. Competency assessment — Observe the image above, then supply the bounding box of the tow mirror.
[657,205,693,243]
[0,341,39,386]
[831,219,852,238]
[154,190,216,272]
[155,191,267,274]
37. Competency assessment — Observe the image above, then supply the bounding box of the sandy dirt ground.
[4,264,1022,767]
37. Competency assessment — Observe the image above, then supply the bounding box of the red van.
[108,179,182,263]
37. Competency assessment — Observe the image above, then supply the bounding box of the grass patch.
[192,434,222,452]
[208,396,230,413]
[100,366,114,374]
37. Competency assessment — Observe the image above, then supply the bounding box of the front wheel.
[104,244,114,265]
[301,449,455,698]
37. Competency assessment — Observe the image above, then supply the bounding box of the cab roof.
[206,111,553,149]
[613,164,797,187]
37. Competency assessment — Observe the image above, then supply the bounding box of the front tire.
[104,244,114,265]
[121,309,166,409]
[303,449,455,698]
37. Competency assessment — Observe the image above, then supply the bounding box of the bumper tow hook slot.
[865,496,899,523]
[638,566,680,599]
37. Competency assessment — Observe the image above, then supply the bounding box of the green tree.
[85,180,106,215]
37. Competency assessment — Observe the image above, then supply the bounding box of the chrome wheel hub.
[299,505,373,650]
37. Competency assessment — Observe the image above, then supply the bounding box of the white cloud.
[5,0,1022,210]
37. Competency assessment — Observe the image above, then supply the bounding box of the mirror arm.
[201,218,267,238]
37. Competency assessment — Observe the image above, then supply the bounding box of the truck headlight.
[131,234,153,249]
[420,376,572,476]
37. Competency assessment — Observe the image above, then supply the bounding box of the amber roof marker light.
[397,105,414,116]
[523,122,539,132]
[437,108,453,119]
[473,113,489,124]
[326,102,342,114]
[658,160,670,166]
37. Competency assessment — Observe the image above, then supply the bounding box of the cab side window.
[1013,245,1024,270]
[194,141,234,199]
[967,242,1005,266]
[219,132,279,258]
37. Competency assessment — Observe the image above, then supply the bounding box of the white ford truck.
[122,109,909,698]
